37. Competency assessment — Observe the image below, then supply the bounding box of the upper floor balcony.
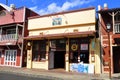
[0,24,23,45]
[0,33,22,46]
[0,34,22,42]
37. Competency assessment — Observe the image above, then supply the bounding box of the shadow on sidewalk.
[112,76,120,80]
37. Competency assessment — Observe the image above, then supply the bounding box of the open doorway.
[113,46,120,73]
[54,51,65,69]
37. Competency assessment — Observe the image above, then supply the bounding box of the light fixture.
[27,41,31,46]
[106,23,111,32]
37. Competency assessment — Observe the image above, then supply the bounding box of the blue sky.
[0,0,120,15]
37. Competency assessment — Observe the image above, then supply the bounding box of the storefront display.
[70,63,94,74]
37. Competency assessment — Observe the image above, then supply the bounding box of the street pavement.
[0,72,51,80]
[0,66,120,80]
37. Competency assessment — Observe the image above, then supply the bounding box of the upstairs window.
[7,29,16,34]
[115,13,120,22]
[114,23,120,33]
[114,13,120,33]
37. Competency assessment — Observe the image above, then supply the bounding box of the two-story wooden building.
[98,4,120,73]
[25,7,101,74]
[0,3,38,67]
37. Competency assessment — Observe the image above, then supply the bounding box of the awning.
[24,31,96,40]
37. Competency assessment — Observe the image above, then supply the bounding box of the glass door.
[5,50,17,66]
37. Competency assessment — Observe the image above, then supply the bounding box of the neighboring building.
[98,4,120,73]
[0,3,39,67]
[25,7,101,74]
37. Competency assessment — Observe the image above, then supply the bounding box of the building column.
[46,40,49,70]
[90,38,101,74]
[27,41,32,69]
[65,38,69,71]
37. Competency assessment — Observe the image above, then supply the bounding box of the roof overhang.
[24,31,96,40]
[97,8,120,13]
[0,3,11,12]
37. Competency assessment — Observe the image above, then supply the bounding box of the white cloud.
[30,0,94,15]
[29,6,37,11]
[31,0,37,4]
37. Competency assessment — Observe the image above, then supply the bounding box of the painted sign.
[52,17,62,26]
[70,63,94,74]
[71,44,78,51]
[80,44,88,50]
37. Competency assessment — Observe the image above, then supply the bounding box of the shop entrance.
[113,46,120,73]
[54,51,65,69]
[4,50,17,66]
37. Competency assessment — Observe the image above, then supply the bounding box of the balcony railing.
[0,34,22,42]
[114,23,120,33]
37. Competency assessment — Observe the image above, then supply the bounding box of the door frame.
[4,50,17,66]
[0,50,2,65]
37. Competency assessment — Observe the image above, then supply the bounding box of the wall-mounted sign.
[92,41,95,49]
[71,44,78,51]
[52,17,62,26]
[70,63,94,74]
[80,44,88,50]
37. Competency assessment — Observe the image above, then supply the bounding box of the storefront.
[25,7,101,74]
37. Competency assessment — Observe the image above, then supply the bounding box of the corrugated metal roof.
[0,3,11,11]
[97,8,120,13]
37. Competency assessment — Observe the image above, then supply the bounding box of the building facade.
[98,4,120,73]
[0,3,38,67]
[25,7,101,74]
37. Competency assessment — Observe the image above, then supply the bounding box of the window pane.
[7,29,16,34]
[40,41,46,51]
[40,51,46,60]
[33,41,39,61]
[32,40,46,61]
[14,51,16,61]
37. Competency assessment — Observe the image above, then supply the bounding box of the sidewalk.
[0,66,118,80]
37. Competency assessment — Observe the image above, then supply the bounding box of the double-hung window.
[114,13,120,33]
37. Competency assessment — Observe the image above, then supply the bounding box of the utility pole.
[6,0,8,5]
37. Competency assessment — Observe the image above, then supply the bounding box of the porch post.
[112,12,115,34]
[0,28,2,41]
[46,40,49,70]
[16,25,18,40]
[65,38,69,71]
[27,41,32,69]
